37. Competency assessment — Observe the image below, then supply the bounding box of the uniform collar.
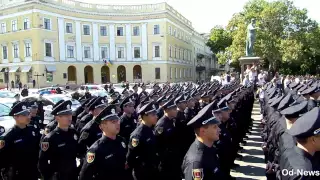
[101,135,117,142]
[295,146,313,161]
[195,138,212,150]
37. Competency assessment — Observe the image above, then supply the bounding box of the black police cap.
[187,101,220,129]
[162,98,176,110]
[120,95,135,109]
[132,84,138,89]
[51,100,72,116]
[95,104,119,124]
[137,101,157,115]
[288,107,320,138]
[53,99,65,109]
[156,95,167,104]
[109,95,121,105]
[277,93,295,111]
[29,101,38,109]
[270,94,285,108]
[88,97,107,111]
[174,95,187,104]
[86,97,98,108]
[122,88,128,94]
[212,98,229,113]
[300,85,320,95]
[280,101,308,119]
[9,101,30,116]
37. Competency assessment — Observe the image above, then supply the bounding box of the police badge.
[111,108,116,114]
[41,142,49,152]
[0,140,5,149]
[157,127,163,134]
[131,138,139,147]
[81,132,89,140]
[192,168,203,180]
[87,152,95,163]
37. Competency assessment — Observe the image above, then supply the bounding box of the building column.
[75,21,82,61]
[141,23,148,60]
[109,24,116,61]
[58,17,65,61]
[93,23,99,61]
[125,24,132,61]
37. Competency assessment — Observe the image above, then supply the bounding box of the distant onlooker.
[21,85,29,97]
[33,79,36,88]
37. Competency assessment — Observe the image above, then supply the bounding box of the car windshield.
[0,91,16,98]
[0,104,10,116]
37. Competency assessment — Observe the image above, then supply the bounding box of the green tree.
[220,0,320,74]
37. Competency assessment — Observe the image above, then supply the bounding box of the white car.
[0,103,15,133]
[0,91,18,108]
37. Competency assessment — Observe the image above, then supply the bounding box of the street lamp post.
[5,67,9,90]
[34,72,44,89]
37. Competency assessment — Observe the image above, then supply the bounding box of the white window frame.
[155,67,161,80]
[100,25,107,36]
[132,26,140,36]
[132,45,141,59]
[11,20,17,32]
[83,24,91,35]
[116,45,125,59]
[0,22,6,33]
[44,42,53,57]
[116,26,124,36]
[152,43,161,60]
[24,18,30,30]
[25,42,32,57]
[43,18,51,30]
[83,45,92,59]
[66,22,73,34]
[43,40,54,61]
[153,24,160,35]
[100,45,109,59]
[66,45,75,59]
[2,45,8,60]
[12,43,19,58]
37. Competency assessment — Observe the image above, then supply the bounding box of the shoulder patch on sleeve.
[157,127,163,134]
[80,132,89,140]
[0,140,5,149]
[86,152,95,163]
[41,142,49,151]
[131,138,139,147]
[192,168,203,180]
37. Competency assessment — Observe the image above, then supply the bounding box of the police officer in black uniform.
[38,100,83,180]
[28,101,42,131]
[42,100,65,137]
[281,107,320,180]
[76,97,97,132]
[79,105,128,180]
[182,101,225,180]
[154,98,181,180]
[119,95,137,143]
[12,94,20,108]
[127,101,159,180]
[0,102,41,180]
[78,97,107,152]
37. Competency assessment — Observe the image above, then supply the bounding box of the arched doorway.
[133,65,142,81]
[117,65,126,83]
[67,66,77,83]
[84,66,94,84]
[101,66,110,83]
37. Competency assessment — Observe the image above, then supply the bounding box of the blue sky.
[80,0,319,33]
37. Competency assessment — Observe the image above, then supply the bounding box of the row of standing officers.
[0,81,254,180]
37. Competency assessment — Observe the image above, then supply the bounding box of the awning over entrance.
[45,65,56,72]
[21,66,32,72]
[9,66,19,73]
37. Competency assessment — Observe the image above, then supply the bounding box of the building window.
[184,69,186,77]
[0,23,6,33]
[117,27,124,36]
[27,72,33,83]
[134,47,140,58]
[133,26,140,36]
[180,49,183,60]
[45,43,52,57]
[2,46,7,59]
[169,45,172,58]
[169,26,172,35]
[180,69,182,78]
[174,47,177,58]
[173,29,176,37]
[83,25,90,35]
[24,18,30,30]
[154,45,160,57]
[13,44,19,58]
[25,43,31,57]
[46,72,53,82]
[100,26,107,36]
[11,20,17,31]
[44,18,51,30]
[67,45,74,58]
[190,68,192,77]
[84,46,91,58]
[170,67,172,79]
[155,68,160,79]
[153,25,160,35]
[101,47,108,59]
[175,68,178,78]
[177,48,180,59]
[66,23,72,33]
[117,47,124,58]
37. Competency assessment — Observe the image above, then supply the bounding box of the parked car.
[0,103,15,133]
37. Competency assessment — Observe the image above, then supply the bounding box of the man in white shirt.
[242,75,250,86]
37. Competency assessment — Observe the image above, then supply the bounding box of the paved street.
[231,102,266,180]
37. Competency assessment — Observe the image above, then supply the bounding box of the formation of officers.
[0,81,255,180]
[260,79,320,180]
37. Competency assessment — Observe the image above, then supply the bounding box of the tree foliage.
[207,0,320,74]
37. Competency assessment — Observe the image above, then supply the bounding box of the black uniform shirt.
[78,119,102,154]
[38,127,81,179]
[119,114,137,143]
[79,135,128,180]
[182,139,225,180]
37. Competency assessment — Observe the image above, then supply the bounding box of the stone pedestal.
[239,56,263,81]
